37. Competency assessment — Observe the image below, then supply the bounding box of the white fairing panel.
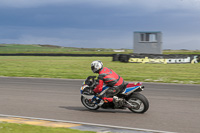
[81,94,94,99]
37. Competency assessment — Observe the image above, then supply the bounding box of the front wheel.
[81,96,99,110]
[127,93,149,113]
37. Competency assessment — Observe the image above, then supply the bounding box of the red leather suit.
[93,67,124,102]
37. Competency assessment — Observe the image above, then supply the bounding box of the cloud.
[164,33,200,50]
[0,0,65,8]
[0,35,132,49]
[0,26,132,48]
[1,0,200,12]
[1,0,200,50]
[1,25,200,50]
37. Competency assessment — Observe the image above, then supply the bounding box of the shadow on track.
[59,106,134,114]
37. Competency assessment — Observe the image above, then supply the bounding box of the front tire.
[81,96,99,110]
[127,93,149,113]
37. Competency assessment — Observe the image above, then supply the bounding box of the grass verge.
[0,56,199,84]
[0,122,94,133]
[1,44,200,54]
[0,44,132,54]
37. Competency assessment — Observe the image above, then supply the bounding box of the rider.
[91,60,125,106]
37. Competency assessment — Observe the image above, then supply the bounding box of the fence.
[0,53,113,57]
[1,53,199,64]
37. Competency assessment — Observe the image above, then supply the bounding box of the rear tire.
[127,93,149,113]
[81,96,99,110]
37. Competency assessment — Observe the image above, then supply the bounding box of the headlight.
[80,85,89,91]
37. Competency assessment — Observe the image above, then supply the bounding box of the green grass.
[163,50,200,55]
[0,44,132,54]
[0,122,95,133]
[1,44,200,54]
[0,56,199,84]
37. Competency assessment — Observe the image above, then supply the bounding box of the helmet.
[91,60,103,73]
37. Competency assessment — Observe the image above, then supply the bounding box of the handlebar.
[86,76,96,81]
[86,76,97,88]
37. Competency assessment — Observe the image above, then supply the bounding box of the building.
[133,31,162,54]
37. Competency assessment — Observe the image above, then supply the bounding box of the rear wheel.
[127,93,149,113]
[81,96,99,110]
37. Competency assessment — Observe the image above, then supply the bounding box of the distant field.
[0,44,200,54]
[0,44,132,54]
[0,56,199,84]
[163,50,200,55]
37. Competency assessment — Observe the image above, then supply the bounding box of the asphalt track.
[0,77,200,133]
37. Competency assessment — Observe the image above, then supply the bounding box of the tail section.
[122,82,143,95]
[126,82,142,88]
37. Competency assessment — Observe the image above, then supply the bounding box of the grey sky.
[0,0,200,49]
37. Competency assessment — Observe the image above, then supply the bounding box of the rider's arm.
[93,79,103,93]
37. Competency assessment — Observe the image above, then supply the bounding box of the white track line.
[0,114,177,133]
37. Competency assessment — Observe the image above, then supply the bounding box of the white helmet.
[91,60,103,73]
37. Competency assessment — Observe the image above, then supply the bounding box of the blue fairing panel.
[102,86,109,91]
[124,86,139,94]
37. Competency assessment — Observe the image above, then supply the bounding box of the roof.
[134,31,162,33]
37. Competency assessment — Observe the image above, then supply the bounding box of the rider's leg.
[99,82,125,104]
[100,87,119,103]
[102,86,123,104]
[102,97,113,103]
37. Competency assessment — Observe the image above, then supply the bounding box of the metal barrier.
[0,53,113,57]
[1,53,199,64]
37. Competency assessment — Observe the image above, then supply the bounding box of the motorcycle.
[80,76,149,113]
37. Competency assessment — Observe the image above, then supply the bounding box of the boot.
[113,96,125,108]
